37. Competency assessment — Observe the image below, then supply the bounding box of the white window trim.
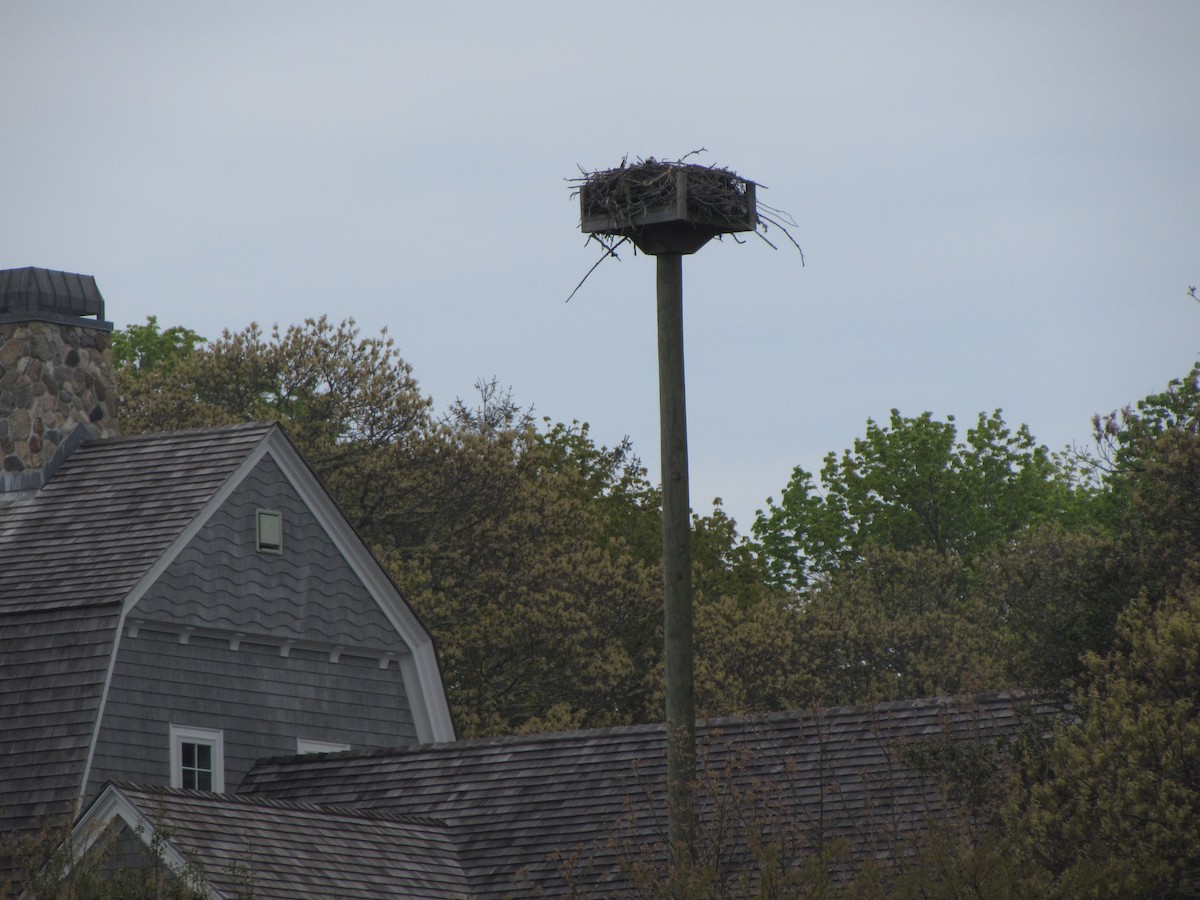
[296,738,351,755]
[169,724,225,792]
[256,509,283,554]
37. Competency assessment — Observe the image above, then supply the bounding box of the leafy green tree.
[789,546,1006,707]
[1091,360,1200,476]
[972,526,1131,689]
[118,317,434,543]
[111,315,205,373]
[754,410,1085,590]
[119,317,430,467]
[385,395,663,736]
[1009,585,1200,896]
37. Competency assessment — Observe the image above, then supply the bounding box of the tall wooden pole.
[657,252,696,883]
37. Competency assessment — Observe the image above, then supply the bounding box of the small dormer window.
[256,509,283,554]
[169,724,225,792]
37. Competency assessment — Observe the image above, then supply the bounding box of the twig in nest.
[566,235,630,303]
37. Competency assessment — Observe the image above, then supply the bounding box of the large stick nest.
[579,157,755,230]
[566,153,803,301]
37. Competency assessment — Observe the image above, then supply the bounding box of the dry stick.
[566,236,629,303]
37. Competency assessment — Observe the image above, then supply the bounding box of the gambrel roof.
[0,423,453,850]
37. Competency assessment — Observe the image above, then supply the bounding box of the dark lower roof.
[0,606,121,834]
[237,692,1044,897]
[102,783,470,899]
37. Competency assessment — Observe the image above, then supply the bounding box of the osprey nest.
[567,155,801,299]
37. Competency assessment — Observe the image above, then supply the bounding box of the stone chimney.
[0,267,118,492]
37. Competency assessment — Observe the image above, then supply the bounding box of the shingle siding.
[2,422,446,871]
[133,455,406,651]
[0,424,271,615]
[87,628,417,799]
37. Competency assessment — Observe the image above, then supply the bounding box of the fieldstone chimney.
[0,267,118,492]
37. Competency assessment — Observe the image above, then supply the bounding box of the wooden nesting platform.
[579,161,758,255]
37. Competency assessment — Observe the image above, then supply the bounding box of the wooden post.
[657,252,696,885]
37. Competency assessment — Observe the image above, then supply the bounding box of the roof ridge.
[247,690,1041,766]
[84,421,277,447]
[108,781,452,826]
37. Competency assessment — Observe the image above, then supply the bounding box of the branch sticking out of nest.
[567,153,803,301]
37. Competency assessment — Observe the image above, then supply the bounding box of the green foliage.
[972,526,1131,688]
[2,813,208,900]
[1009,586,1200,896]
[788,547,1006,706]
[111,316,205,373]
[754,410,1083,590]
[1092,360,1200,474]
[118,316,429,467]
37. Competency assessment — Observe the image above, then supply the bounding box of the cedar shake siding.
[86,632,417,798]
[133,455,408,652]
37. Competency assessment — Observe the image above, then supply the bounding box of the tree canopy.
[753,410,1086,591]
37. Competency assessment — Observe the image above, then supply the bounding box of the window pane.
[183,769,196,790]
[196,744,211,769]
[197,770,213,791]
[182,743,196,768]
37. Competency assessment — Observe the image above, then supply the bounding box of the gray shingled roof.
[0,424,275,847]
[0,422,274,615]
[96,783,471,899]
[238,693,1041,897]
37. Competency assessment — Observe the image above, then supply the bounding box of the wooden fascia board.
[260,428,455,743]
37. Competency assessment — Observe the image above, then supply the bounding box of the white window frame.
[296,738,350,755]
[256,509,283,554]
[169,724,225,792]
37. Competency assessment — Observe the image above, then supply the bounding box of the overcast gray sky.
[5,2,1198,530]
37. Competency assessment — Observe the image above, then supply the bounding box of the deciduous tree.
[1009,585,1200,896]
[754,410,1085,591]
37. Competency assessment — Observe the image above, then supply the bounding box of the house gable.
[132,452,408,651]
[2,422,453,877]
[80,428,452,801]
[66,783,470,900]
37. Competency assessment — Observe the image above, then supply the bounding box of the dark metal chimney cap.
[0,267,112,330]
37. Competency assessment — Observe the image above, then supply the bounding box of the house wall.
[86,453,421,798]
[86,630,416,796]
